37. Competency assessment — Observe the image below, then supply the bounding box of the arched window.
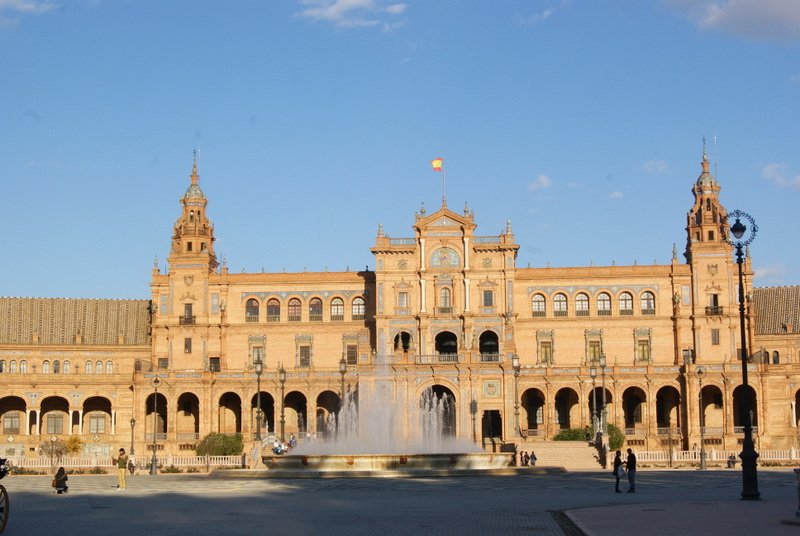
[95,361,103,374]
[53,360,60,374]
[267,298,280,322]
[641,291,656,315]
[63,360,70,374]
[9,360,16,374]
[352,297,366,320]
[619,292,633,315]
[576,293,589,316]
[288,298,301,322]
[597,293,611,316]
[532,294,546,317]
[439,287,452,312]
[554,293,568,317]
[245,298,260,322]
[42,360,50,374]
[309,298,323,321]
[20,360,27,373]
[773,351,780,365]
[85,360,93,374]
[330,298,344,321]
[0,360,4,373]
[106,360,113,374]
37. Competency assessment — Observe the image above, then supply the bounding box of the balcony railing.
[734,426,759,434]
[267,314,280,322]
[656,427,682,436]
[620,309,633,316]
[642,308,655,315]
[532,311,546,317]
[701,426,724,436]
[417,353,460,364]
[309,314,323,322]
[597,309,611,316]
[554,310,568,317]
[520,428,543,438]
[245,315,259,323]
[624,427,645,436]
[705,306,724,315]
[176,432,199,442]
[437,307,453,314]
[179,316,196,325]
[479,353,500,363]
[576,309,589,317]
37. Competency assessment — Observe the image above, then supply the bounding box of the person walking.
[53,466,69,494]
[612,450,623,493]
[113,448,129,490]
[625,448,637,493]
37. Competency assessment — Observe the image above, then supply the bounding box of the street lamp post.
[512,355,521,437]
[149,377,161,475]
[130,417,136,457]
[599,354,607,435]
[697,367,707,470]
[339,355,347,407]
[278,365,286,442]
[727,209,760,500]
[254,355,263,441]
[590,365,598,439]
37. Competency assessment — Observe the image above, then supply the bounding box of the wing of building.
[1,151,799,463]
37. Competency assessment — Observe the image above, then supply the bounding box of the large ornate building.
[1,151,799,462]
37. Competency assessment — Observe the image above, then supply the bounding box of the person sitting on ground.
[54,466,69,494]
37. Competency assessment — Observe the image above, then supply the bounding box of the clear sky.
[1,0,798,299]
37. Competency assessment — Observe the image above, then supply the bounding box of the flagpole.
[442,163,447,206]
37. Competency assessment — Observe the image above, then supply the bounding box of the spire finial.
[191,148,199,185]
[702,135,707,161]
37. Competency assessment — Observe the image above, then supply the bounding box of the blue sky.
[1,0,798,299]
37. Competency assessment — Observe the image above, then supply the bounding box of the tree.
[40,439,67,471]
[65,435,83,455]
[196,433,243,456]
[607,423,625,451]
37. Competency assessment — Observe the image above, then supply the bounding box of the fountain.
[260,355,513,477]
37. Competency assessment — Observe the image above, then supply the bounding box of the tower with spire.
[684,143,753,365]
[167,153,218,273]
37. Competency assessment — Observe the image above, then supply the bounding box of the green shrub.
[196,433,243,456]
[607,423,625,450]
[186,466,200,473]
[12,466,43,475]
[161,465,182,473]
[553,428,588,441]
[88,467,107,474]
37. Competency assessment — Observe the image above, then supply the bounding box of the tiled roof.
[752,286,800,335]
[0,297,150,346]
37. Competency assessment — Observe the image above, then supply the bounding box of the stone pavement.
[0,468,797,535]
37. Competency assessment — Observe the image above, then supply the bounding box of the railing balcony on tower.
[179,316,196,325]
[705,306,724,315]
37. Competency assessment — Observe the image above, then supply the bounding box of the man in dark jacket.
[625,448,637,492]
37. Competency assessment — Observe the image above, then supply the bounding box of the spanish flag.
[431,158,443,172]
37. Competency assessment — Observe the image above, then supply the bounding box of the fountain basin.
[260,452,515,478]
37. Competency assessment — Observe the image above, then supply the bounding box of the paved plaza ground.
[0,468,798,535]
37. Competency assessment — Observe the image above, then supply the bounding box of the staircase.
[521,440,603,471]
